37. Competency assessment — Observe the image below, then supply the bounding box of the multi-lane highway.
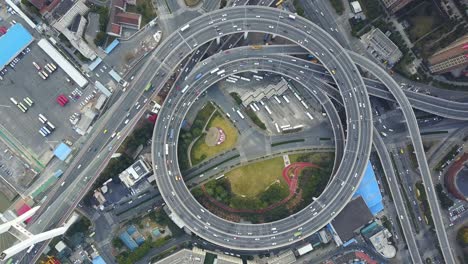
[151,6,373,251]
[13,4,459,264]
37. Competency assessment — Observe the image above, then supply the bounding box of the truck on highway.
[54,169,64,178]
[195,73,203,80]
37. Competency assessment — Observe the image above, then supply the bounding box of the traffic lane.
[349,52,455,264]
[158,61,370,245]
[373,130,423,263]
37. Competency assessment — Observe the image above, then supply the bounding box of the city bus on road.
[180,24,190,32]
[210,68,219,74]
[144,82,153,92]
[236,110,244,119]
[165,144,169,155]
[181,85,189,94]
[169,129,174,139]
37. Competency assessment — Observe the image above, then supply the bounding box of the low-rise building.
[52,0,97,60]
[361,28,403,66]
[119,159,152,188]
[380,0,414,13]
[107,0,142,37]
[428,34,468,74]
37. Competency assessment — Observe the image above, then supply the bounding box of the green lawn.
[409,16,436,40]
[184,0,200,6]
[289,152,334,164]
[190,112,238,165]
[226,157,287,197]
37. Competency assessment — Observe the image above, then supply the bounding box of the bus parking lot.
[0,39,86,159]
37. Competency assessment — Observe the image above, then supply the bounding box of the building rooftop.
[0,24,34,70]
[369,229,396,258]
[353,162,384,215]
[119,159,152,188]
[155,248,205,264]
[115,12,141,26]
[54,143,72,161]
[361,28,402,65]
[350,1,362,13]
[428,34,468,69]
[330,196,373,242]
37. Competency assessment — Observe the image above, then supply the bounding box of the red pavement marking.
[444,153,468,200]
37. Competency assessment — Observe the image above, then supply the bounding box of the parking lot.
[223,73,328,134]
[0,32,88,160]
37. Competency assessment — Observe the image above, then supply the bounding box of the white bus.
[39,129,47,137]
[301,100,309,109]
[282,95,290,103]
[216,69,226,75]
[280,124,291,129]
[274,123,280,133]
[250,105,257,112]
[293,92,302,101]
[39,114,47,122]
[259,100,265,106]
[44,64,53,74]
[236,110,244,119]
[306,112,314,120]
[10,98,18,105]
[264,105,272,115]
[165,144,169,155]
[18,102,28,111]
[181,85,189,93]
[24,97,34,106]
[231,74,240,79]
[288,14,296,20]
[240,77,250,82]
[252,103,260,111]
[26,245,35,253]
[41,71,48,78]
[253,74,263,80]
[274,96,281,104]
[210,67,220,74]
[43,126,51,134]
[47,63,56,71]
[40,127,49,135]
[226,79,236,83]
[17,104,26,113]
[38,71,46,80]
[180,24,190,32]
[46,121,55,130]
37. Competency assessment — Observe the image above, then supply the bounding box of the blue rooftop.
[92,256,107,264]
[353,162,384,215]
[104,39,120,54]
[53,143,72,161]
[0,24,33,69]
[119,231,138,251]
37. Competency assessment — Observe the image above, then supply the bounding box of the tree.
[457,226,468,247]
[435,184,454,209]
[112,238,124,248]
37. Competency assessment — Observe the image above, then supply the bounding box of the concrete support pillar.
[243,31,248,39]
[216,37,221,45]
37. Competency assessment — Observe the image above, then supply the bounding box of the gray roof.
[331,196,373,242]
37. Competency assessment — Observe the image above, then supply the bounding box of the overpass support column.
[243,32,248,39]
[216,37,221,45]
